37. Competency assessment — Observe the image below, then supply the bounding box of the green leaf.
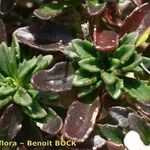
[64,45,80,61]
[112,45,135,65]
[0,73,5,82]
[0,98,12,109]
[36,107,63,135]
[120,32,139,45]
[18,58,37,83]
[106,78,124,99]
[22,101,47,119]
[142,57,150,69]
[71,39,97,59]
[34,0,83,20]
[0,85,17,99]
[79,57,100,73]
[13,87,32,106]
[11,35,21,61]
[124,78,150,102]
[78,81,102,98]
[99,124,124,144]
[32,55,53,74]
[73,69,98,87]
[0,42,18,78]
[122,52,142,72]
[34,3,63,20]
[101,71,116,85]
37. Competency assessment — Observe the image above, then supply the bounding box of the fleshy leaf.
[76,125,107,149]
[140,57,150,75]
[78,81,102,98]
[13,87,32,106]
[128,113,150,144]
[93,28,119,52]
[34,0,83,20]
[13,22,72,52]
[18,58,37,83]
[31,62,74,93]
[63,99,100,142]
[79,57,100,73]
[119,32,139,46]
[0,98,11,109]
[120,3,150,36]
[86,0,106,16]
[71,39,97,59]
[0,42,17,77]
[32,55,53,74]
[112,45,135,65]
[22,101,47,119]
[73,69,98,87]
[0,85,17,99]
[0,0,18,14]
[99,124,124,144]
[101,71,116,85]
[11,35,21,61]
[124,78,150,102]
[36,108,63,135]
[109,106,129,128]
[33,3,63,20]
[0,104,23,140]
[121,52,142,72]
[107,141,124,150]
[106,78,124,99]
[102,3,122,27]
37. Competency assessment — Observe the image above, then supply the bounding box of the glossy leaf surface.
[31,62,74,92]
[14,22,72,52]
[36,108,63,135]
[120,3,150,36]
[0,104,23,140]
[63,100,100,142]
[93,29,119,52]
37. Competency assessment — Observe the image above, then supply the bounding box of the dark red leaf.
[135,102,150,117]
[102,3,123,28]
[93,24,119,52]
[0,19,7,43]
[107,141,125,150]
[13,21,72,52]
[76,125,106,149]
[120,3,150,36]
[132,0,149,6]
[0,0,18,14]
[0,104,23,140]
[63,99,101,143]
[31,62,74,93]
[36,108,63,135]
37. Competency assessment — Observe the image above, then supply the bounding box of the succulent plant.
[0,0,149,150]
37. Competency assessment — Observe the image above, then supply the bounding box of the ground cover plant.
[0,0,150,150]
